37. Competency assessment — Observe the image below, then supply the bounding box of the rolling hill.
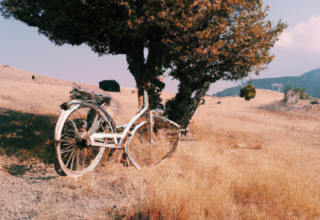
[1,65,320,219]
[215,68,320,98]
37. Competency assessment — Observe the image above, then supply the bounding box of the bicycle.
[54,86,180,178]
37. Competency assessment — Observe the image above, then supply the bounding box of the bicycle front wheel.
[55,104,114,177]
[125,112,180,169]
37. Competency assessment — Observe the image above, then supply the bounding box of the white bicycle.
[54,87,180,178]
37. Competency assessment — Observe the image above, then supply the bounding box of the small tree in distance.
[239,79,256,101]
[293,88,310,100]
[284,81,311,103]
[1,0,287,128]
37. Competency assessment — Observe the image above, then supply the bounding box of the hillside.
[216,68,320,98]
[1,66,320,219]
[0,64,175,124]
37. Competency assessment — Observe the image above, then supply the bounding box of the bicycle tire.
[54,103,115,177]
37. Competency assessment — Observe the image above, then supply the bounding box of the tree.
[240,85,256,101]
[1,0,287,128]
[239,78,256,101]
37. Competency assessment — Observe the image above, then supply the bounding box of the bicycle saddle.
[69,84,111,105]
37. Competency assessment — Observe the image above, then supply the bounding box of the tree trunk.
[165,80,210,128]
[126,39,165,111]
[138,87,144,110]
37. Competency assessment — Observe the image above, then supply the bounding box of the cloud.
[275,15,320,52]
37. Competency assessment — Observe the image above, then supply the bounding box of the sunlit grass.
[124,123,320,219]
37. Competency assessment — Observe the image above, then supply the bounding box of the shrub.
[283,81,293,103]
[293,87,310,100]
[99,80,120,92]
[240,85,256,101]
[284,80,293,95]
[284,81,310,102]
[239,79,256,101]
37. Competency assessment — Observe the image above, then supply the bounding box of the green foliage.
[293,88,309,99]
[1,0,287,126]
[99,80,120,92]
[0,108,57,165]
[239,85,256,101]
[283,80,310,102]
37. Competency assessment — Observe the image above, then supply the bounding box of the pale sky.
[1,0,320,95]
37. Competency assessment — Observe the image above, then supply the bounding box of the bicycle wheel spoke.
[61,146,71,160]
[76,151,81,171]
[69,120,81,138]
[83,148,90,167]
[62,150,71,162]
[62,124,78,138]
[59,139,75,144]
[70,150,77,170]
[61,145,75,154]
[66,149,76,166]
[61,128,75,137]
[81,149,87,167]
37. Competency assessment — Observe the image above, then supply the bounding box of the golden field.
[1,64,320,219]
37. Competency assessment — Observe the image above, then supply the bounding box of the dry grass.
[288,104,320,120]
[125,123,320,219]
[2,83,320,219]
[50,93,320,219]
[116,95,320,219]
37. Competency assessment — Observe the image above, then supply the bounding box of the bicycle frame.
[55,90,180,170]
[55,91,150,170]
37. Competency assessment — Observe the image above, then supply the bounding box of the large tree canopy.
[1,0,287,127]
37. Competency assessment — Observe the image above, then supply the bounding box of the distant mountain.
[215,68,320,98]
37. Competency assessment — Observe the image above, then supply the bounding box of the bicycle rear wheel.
[55,104,114,177]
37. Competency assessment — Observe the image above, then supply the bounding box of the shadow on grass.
[0,108,65,175]
[4,164,31,177]
[256,99,290,113]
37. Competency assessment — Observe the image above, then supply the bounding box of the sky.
[1,0,320,95]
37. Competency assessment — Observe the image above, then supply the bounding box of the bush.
[284,80,293,94]
[293,88,310,100]
[283,81,294,103]
[284,81,310,102]
[99,80,120,92]
[239,85,256,101]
